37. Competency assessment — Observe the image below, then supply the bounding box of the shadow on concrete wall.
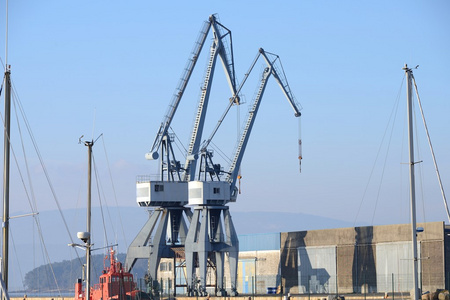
[352,226,377,293]
[297,246,331,293]
[280,231,305,293]
[280,231,331,294]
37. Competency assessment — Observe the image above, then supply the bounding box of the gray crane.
[125,15,238,295]
[184,48,302,296]
[126,14,302,297]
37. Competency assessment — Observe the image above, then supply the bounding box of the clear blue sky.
[1,1,450,229]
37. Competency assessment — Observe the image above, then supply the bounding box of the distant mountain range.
[8,206,356,291]
[230,210,357,234]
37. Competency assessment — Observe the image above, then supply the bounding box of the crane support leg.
[126,207,191,294]
[125,209,162,271]
[194,208,210,296]
[215,252,225,295]
[147,209,170,285]
[224,209,239,296]
[185,209,201,296]
[185,207,239,296]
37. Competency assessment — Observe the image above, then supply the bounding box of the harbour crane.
[126,14,302,297]
[184,48,302,296]
[125,14,239,294]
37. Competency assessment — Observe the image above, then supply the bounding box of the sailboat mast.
[1,0,11,295]
[85,140,93,300]
[1,65,11,296]
[404,64,419,300]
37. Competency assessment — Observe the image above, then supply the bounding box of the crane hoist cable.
[298,116,302,173]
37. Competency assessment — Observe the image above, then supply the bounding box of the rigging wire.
[353,76,405,226]
[10,79,82,259]
[210,141,232,164]
[370,101,399,225]
[92,152,110,248]
[11,88,40,290]
[412,74,450,223]
[0,72,3,97]
[412,99,431,275]
[8,229,25,290]
[0,80,64,294]
[92,147,124,256]
[411,96,428,225]
[171,129,188,159]
[101,135,129,249]
[5,75,85,293]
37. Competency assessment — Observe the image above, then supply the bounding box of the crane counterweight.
[145,151,159,160]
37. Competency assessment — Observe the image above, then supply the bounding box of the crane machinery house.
[188,181,232,205]
[136,181,188,207]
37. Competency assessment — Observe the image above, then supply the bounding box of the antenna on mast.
[91,108,97,141]
[4,0,8,69]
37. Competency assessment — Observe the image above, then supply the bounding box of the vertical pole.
[364,272,366,300]
[335,246,338,296]
[2,65,11,300]
[308,275,310,300]
[84,140,93,300]
[336,276,338,296]
[173,257,176,297]
[355,242,358,293]
[419,242,422,293]
[404,64,419,300]
[254,257,257,295]
[392,273,395,300]
[252,276,254,300]
[1,2,8,297]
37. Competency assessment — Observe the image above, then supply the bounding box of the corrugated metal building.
[247,221,449,294]
[237,233,281,294]
[157,221,449,295]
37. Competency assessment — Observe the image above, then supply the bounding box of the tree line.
[23,253,147,293]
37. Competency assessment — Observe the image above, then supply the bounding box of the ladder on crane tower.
[150,20,212,157]
[184,16,238,182]
[226,67,271,184]
[224,49,301,189]
[189,45,217,149]
[173,20,211,98]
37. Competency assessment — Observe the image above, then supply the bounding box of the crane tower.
[184,47,301,296]
[125,14,239,295]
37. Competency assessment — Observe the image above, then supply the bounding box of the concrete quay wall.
[11,295,412,300]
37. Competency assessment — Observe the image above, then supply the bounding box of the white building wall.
[375,241,421,292]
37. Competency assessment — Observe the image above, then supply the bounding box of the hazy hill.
[23,253,147,293]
